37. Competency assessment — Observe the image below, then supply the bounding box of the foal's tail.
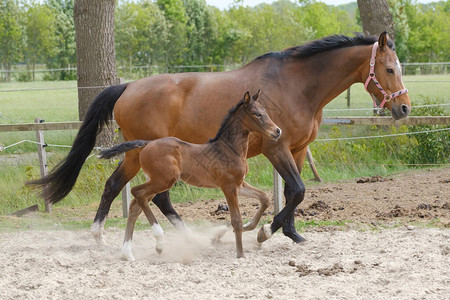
[98,140,149,159]
[26,83,128,204]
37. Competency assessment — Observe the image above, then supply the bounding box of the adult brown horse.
[28,32,410,244]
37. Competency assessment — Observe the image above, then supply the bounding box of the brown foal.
[99,91,281,260]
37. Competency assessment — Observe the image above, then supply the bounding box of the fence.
[1,62,448,81]
[1,116,449,216]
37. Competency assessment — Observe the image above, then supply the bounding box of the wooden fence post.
[273,168,283,215]
[306,146,322,182]
[34,118,51,213]
[346,87,351,107]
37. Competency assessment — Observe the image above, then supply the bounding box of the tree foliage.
[0,0,448,82]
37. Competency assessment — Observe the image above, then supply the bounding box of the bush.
[403,98,449,165]
[16,72,32,82]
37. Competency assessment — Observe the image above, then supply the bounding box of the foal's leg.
[92,152,141,245]
[222,186,245,258]
[132,181,173,255]
[144,172,187,231]
[239,181,270,232]
[121,198,142,261]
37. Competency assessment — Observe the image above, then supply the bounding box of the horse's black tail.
[98,140,149,159]
[26,83,128,204]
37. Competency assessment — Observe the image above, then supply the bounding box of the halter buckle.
[384,95,391,102]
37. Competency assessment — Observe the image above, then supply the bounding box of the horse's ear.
[252,90,261,101]
[378,32,388,50]
[244,91,251,106]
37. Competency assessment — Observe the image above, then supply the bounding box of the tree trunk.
[357,0,395,40]
[74,0,117,146]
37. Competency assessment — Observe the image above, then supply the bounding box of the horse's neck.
[296,45,369,111]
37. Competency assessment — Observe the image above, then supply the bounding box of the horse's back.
[113,70,258,144]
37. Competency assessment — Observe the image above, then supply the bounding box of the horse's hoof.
[257,224,272,243]
[283,231,306,244]
[155,246,163,255]
[92,232,107,246]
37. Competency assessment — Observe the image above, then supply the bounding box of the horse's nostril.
[401,104,410,115]
[276,128,281,135]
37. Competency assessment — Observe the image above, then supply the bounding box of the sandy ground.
[0,168,449,299]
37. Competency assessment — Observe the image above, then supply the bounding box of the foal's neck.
[212,110,250,158]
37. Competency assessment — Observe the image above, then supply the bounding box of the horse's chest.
[289,119,318,145]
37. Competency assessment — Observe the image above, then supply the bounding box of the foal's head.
[240,90,281,140]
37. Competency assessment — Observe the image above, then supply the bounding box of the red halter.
[364,42,408,112]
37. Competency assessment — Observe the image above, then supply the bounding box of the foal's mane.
[209,99,246,143]
[255,34,394,61]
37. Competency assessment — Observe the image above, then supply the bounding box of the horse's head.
[364,32,411,120]
[242,90,282,140]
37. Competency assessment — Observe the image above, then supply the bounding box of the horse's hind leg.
[239,181,270,232]
[152,191,189,231]
[92,152,141,245]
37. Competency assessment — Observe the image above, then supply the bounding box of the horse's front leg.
[259,146,306,243]
[282,147,308,243]
[238,181,270,232]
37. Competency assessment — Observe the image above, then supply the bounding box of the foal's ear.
[244,91,251,105]
[378,31,388,50]
[252,90,261,101]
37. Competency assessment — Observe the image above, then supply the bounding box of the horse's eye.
[386,68,395,74]
[254,113,262,118]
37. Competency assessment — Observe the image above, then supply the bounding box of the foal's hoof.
[257,224,272,243]
[121,241,135,262]
[242,222,256,232]
[155,246,163,255]
[121,253,136,262]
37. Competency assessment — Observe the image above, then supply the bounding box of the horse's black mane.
[255,34,394,61]
[209,98,245,143]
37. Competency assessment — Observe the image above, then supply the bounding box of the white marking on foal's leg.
[91,219,107,246]
[153,223,165,254]
[121,240,135,262]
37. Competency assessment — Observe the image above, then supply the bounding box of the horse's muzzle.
[391,103,411,120]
